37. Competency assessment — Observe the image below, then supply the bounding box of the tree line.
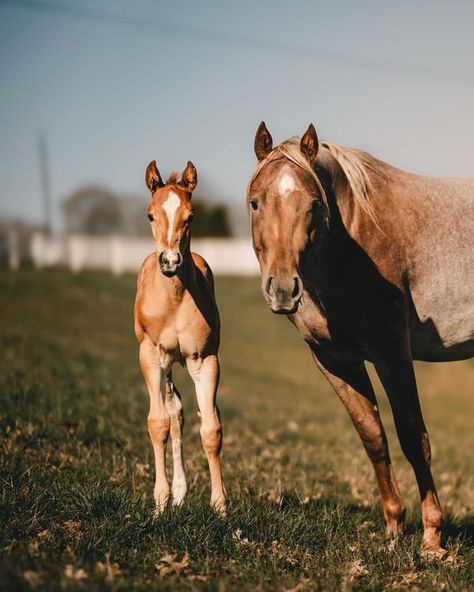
[62,186,231,237]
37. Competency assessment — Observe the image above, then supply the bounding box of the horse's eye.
[250,198,259,211]
[148,213,154,222]
[187,213,194,224]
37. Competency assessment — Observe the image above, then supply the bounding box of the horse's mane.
[250,138,385,228]
[166,172,180,184]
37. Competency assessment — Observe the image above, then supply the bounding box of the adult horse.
[247,122,473,555]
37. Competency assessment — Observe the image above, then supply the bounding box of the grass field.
[0,269,473,591]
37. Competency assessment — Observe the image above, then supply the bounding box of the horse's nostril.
[176,252,183,266]
[265,276,274,297]
[292,277,301,298]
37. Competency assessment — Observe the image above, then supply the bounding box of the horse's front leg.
[187,354,226,513]
[311,347,406,536]
[374,355,444,556]
[139,339,171,514]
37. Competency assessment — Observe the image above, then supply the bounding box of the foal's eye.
[249,198,259,211]
[147,213,154,222]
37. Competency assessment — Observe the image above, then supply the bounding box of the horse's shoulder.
[137,252,157,284]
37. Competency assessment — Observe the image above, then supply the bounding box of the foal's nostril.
[176,252,183,266]
[265,276,274,297]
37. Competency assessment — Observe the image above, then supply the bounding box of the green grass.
[0,269,473,591]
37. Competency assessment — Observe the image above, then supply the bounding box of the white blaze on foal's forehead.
[162,191,181,244]
[278,172,296,195]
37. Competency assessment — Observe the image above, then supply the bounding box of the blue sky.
[1,0,473,232]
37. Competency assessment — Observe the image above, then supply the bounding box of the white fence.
[30,233,260,275]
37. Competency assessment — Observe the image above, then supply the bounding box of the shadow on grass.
[444,515,474,548]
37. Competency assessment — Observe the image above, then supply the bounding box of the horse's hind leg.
[165,374,187,506]
[311,348,406,536]
[139,339,171,514]
[375,356,444,555]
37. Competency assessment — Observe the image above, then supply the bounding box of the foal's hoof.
[153,496,170,517]
[172,485,188,508]
[211,497,227,517]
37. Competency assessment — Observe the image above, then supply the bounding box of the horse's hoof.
[153,497,170,517]
[385,520,404,538]
[172,485,187,507]
[211,497,227,516]
[421,543,447,560]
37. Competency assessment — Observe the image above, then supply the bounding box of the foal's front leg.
[139,339,171,514]
[187,354,226,513]
[165,376,187,506]
[311,347,406,536]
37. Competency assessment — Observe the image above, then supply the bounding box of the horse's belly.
[408,280,474,361]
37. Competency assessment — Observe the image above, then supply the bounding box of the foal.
[134,159,226,514]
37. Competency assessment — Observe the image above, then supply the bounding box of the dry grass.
[0,269,473,591]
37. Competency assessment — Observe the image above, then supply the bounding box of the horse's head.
[248,122,329,314]
[145,160,196,277]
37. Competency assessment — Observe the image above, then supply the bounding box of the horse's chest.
[291,294,331,344]
[140,301,214,362]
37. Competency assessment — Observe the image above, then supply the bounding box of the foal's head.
[145,160,197,276]
[248,122,328,314]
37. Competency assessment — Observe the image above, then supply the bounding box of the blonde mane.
[250,138,385,228]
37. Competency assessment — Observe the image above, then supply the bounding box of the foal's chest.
[140,296,215,362]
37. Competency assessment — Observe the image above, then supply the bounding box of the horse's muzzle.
[263,275,303,314]
[158,250,183,277]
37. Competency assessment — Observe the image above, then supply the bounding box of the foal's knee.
[148,417,170,444]
[200,418,222,456]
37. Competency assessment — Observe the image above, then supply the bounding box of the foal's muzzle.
[263,275,303,314]
[158,250,183,277]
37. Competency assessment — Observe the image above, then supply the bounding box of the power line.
[1,0,471,85]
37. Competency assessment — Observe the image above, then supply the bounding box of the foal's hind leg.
[311,348,406,536]
[187,354,226,513]
[139,339,171,514]
[375,356,444,556]
[165,375,187,506]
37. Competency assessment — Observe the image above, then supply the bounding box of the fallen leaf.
[64,564,87,580]
[156,553,190,576]
[23,571,42,588]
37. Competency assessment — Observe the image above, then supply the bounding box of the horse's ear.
[300,123,319,165]
[254,121,273,161]
[180,161,197,192]
[145,160,164,192]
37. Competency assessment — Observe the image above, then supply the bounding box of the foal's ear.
[145,160,164,192]
[180,161,197,192]
[254,121,273,161]
[300,123,319,165]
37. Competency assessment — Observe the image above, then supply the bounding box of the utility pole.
[39,133,52,235]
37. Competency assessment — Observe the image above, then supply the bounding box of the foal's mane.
[250,138,385,228]
[167,172,180,184]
